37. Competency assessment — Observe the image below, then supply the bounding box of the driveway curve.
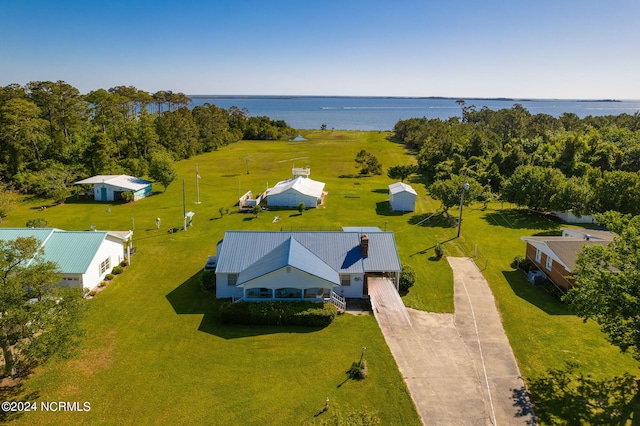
[372,257,535,425]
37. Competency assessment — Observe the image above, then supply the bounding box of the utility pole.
[457,180,470,238]
[182,179,187,231]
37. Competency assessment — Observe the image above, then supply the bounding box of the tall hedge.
[219,301,337,326]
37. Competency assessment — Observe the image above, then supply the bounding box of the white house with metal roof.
[75,175,152,201]
[214,230,401,302]
[0,228,132,290]
[266,176,326,208]
[389,182,417,212]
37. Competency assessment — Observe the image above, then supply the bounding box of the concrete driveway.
[372,257,535,425]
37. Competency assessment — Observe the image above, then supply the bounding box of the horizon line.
[186,95,636,102]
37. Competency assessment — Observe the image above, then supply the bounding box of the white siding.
[216,274,239,298]
[552,211,596,224]
[267,190,318,208]
[82,237,124,290]
[243,267,336,290]
[335,274,364,298]
[59,273,84,288]
[216,270,365,298]
[390,191,416,211]
[93,183,150,201]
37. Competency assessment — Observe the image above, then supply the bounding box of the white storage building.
[75,175,152,202]
[266,176,326,208]
[389,182,417,211]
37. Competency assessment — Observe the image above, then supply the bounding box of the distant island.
[189,95,622,102]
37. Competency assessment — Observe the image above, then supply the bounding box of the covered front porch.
[232,286,346,310]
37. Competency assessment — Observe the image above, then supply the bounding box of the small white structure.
[292,167,311,177]
[238,190,265,212]
[0,228,133,290]
[389,182,417,212]
[266,176,326,208]
[75,175,153,202]
[552,211,596,224]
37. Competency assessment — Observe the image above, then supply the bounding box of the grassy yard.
[2,130,638,424]
[3,131,424,425]
[452,206,639,380]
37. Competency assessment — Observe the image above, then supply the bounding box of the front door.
[100,187,107,201]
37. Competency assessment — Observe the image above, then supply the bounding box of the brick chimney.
[361,234,369,257]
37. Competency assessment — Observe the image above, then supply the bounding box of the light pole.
[457,181,470,238]
[359,346,366,367]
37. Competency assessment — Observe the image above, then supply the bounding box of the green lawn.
[2,130,638,424]
[4,131,422,425]
[454,206,639,381]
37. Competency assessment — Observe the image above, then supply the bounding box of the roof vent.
[361,234,369,257]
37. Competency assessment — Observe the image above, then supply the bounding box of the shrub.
[399,264,416,292]
[297,202,306,214]
[512,256,535,272]
[348,359,368,380]
[120,259,128,267]
[104,274,114,281]
[511,255,525,269]
[111,265,124,275]
[200,271,216,291]
[219,301,337,326]
[87,290,97,297]
[435,243,445,258]
[312,405,381,425]
[99,281,107,288]
[541,279,568,302]
[26,218,49,228]
[121,191,135,203]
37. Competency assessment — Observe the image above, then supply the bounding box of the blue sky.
[1,0,639,98]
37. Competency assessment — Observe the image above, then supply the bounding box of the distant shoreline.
[188,95,627,102]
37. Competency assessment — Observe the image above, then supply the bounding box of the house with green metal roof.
[214,230,402,304]
[0,228,132,290]
[75,175,152,201]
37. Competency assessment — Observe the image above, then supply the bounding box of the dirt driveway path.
[373,257,535,425]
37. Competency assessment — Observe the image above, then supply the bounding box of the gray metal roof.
[237,237,339,285]
[521,235,611,271]
[216,231,401,275]
[75,174,152,191]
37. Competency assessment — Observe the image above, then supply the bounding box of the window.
[535,249,541,263]
[227,274,238,286]
[275,288,302,298]
[99,257,111,275]
[340,274,351,286]
[247,288,271,298]
[545,255,553,271]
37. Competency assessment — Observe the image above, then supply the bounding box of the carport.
[367,277,412,328]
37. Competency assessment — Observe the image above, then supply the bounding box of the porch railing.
[329,291,346,311]
[232,292,244,303]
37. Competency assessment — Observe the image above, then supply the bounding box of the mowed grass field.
[2,130,638,424]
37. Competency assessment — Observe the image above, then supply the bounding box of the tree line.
[0,81,296,202]
[393,103,640,216]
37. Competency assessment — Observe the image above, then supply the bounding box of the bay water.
[190,96,640,131]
